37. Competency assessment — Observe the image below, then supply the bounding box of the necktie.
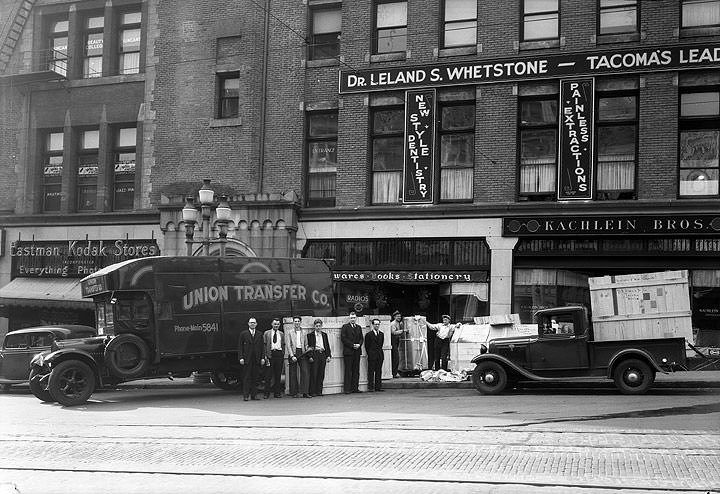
[273,330,277,343]
[250,330,254,337]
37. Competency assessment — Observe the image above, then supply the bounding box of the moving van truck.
[29,256,334,406]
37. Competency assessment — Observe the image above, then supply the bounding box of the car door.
[2,332,56,381]
[529,313,589,371]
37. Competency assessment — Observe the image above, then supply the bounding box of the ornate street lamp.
[181,179,232,257]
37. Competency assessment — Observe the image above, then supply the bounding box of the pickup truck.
[470,306,686,395]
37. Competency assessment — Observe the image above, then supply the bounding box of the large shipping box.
[589,270,693,343]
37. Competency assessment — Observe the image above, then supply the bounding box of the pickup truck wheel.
[211,370,242,391]
[104,334,150,380]
[613,358,655,395]
[472,362,507,395]
[48,360,96,406]
[29,369,54,402]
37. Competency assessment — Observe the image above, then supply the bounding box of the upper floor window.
[371,106,404,203]
[306,112,338,207]
[77,129,99,211]
[217,73,239,118]
[83,15,104,78]
[682,0,720,28]
[679,90,720,198]
[42,131,64,212]
[443,0,477,48]
[596,92,637,200]
[599,0,637,35]
[114,127,137,210]
[518,97,557,201]
[48,18,68,76]
[119,12,141,74]
[439,102,474,201]
[522,0,559,41]
[309,5,341,60]
[375,1,407,54]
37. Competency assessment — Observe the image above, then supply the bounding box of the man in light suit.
[238,317,266,401]
[364,318,385,392]
[307,318,331,397]
[285,316,310,398]
[340,311,363,394]
[263,318,285,398]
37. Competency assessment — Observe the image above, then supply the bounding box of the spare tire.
[104,334,150,380]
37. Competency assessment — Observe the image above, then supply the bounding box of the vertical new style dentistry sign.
[558,79,594,200]
[403,89,436,204]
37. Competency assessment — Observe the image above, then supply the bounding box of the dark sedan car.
[0,325,97,392]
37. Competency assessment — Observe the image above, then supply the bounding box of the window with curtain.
[596,92,637,200]
[679,90,720,197]
[371,107,404,204]
[522,0,559,41]
[513,268,592,323]
[682,0,720,28]
[599,0,637,35]
[375,1,407,54]
[48,18,68,76]
[114,127,136,210]
[439,102,474,201]
[310,5,341,60]
[518,97,557,201]
[77,129,99,211]
[217,73,240,118]
[306,112,338,207]
[119,11,141,75]
[443,0,477,48]
[42,131,64,212]
[83,15,104,78]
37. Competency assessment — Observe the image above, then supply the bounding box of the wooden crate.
[451,315,536,371]
[588,271,693,343]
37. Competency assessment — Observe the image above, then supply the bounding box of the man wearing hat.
[389,310,406,378]
[426,314,460,371]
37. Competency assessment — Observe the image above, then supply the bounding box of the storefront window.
[691,269,720,346]
[513,268,592,323]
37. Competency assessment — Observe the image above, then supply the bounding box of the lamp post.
[181,179,232,257]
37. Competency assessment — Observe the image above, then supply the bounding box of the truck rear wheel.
[104,334,150,380]
[613,358,655,395]
[472,361,508,395]
[29,368,54,402]
[48,360,96,406]
[211,370,242,391]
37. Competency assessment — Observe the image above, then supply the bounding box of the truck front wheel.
[613,358,655,395]
[472,362,508,395]
[48,360,96,406]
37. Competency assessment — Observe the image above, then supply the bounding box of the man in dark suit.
[238,317,266,401]
[307,318,331,396]
[364,318,385,392]
[263,317,285,398]
[340,311,363,394]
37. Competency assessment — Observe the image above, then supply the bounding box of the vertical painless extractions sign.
[558,79,594,200]
[403,89,436,203]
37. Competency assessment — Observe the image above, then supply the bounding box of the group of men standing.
[340,312,385,394]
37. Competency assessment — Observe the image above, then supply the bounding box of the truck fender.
[471,354,556,382]
[34,348,100,377]
[606,349,665,379]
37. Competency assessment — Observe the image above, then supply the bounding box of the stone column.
[485,235,519,316]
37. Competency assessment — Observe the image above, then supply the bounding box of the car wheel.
[104,334,150,380]
[29,369,54,402]
[48,360,96,406]
[472,361,508,395]
[211,370,243,391]
[613,358,655,395]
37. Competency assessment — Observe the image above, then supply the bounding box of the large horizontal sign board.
[503,215,720,236]
[339,43,720,93]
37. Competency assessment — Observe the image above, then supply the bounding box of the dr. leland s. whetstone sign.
[558,79,594,200]
[403,89,436,203]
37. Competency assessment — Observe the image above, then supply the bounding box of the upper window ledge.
[595,32,641,45]
[679,26,720,38]
[65,73,145,87]
[209,117,242,128]
[305,58,340,69]
[437,45,478,58]
[369,52,407,63]
[517,38,562,51]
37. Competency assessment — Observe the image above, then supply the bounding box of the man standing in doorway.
[263,318,285,398]
[285,316,311,398]
[307,318,331,396]
[426,314,460,371]
[238,317,266,401]
[389,310,405,378]
[341,311,363,394]
[365,318,385,392]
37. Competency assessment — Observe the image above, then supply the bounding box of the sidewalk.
[119,370,720,390]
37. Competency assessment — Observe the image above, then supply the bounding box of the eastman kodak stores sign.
[339,42,720,93]
[503,215,720,236]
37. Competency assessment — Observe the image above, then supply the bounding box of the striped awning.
[0,278,93,310]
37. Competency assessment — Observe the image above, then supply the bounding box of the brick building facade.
[0,1,719,348]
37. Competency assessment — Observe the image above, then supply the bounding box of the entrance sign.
[558,79,594,201]
[403,89,436,204]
